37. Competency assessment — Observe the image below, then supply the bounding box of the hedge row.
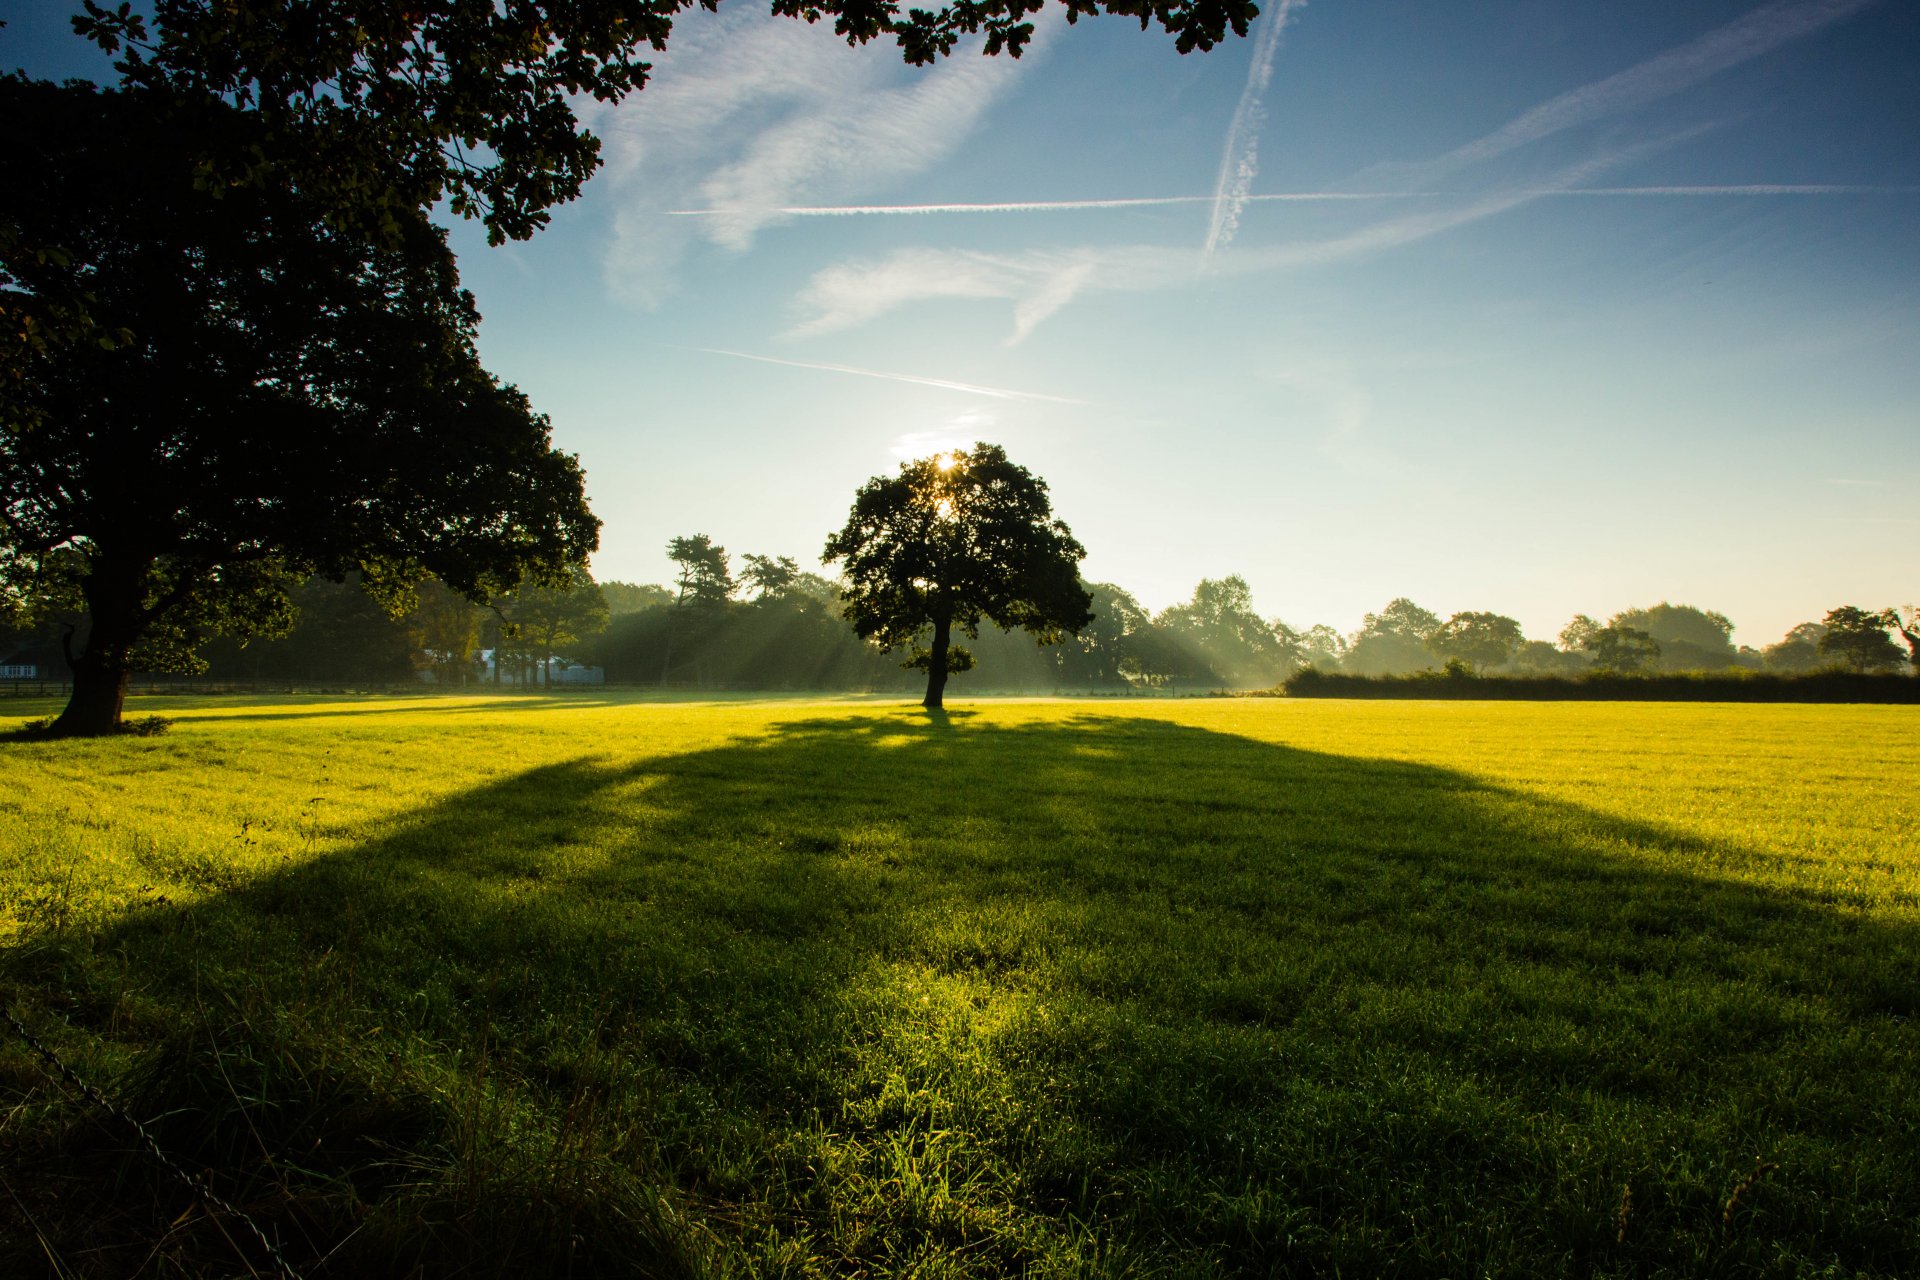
[1280,667,1920,702]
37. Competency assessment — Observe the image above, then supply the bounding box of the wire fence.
[3,1001,307,1280]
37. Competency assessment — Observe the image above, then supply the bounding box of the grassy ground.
[1,692,1916,1277]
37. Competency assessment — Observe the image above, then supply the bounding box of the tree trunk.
[923,613,952,709]
[48,555,148,736]
[50,653,131,736]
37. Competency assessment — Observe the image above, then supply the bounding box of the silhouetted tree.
[1427,611,1524,673]
[741,554,803,603]
[78,0,1258,244]
[1894,606,1919,674]
[1818,606,1903,673]
[824,444,1091,709]
[0,79,596,735]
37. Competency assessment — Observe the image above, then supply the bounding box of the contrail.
[664,185,1912,218]
[680,347,1089,404]
[1204,0,1306,260]
[1358,0,1880,189]
[665,192,1394,216]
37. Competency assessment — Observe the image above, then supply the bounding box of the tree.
[1297,624,1346,671]
[78,0,1260,243]
[499,566,610,685]
[1156,575,1298,687]
[659,534,733,683]
[1,79,597,734]
[1344,597,1442,676]
[1557,615,1602,654]
[1893,606,1919,674]
[666,536,734,607]
[1053,581,1150,686]
[599,580,674,617]
[823,444,1091,709]
[741,554,803,603]
[1426,611,1524,673]
[1585,624,1661,674]
[1762,621,1829,674]
[1611,602,1737,671]
[408,579,488,685]
[1818,606,1903,674]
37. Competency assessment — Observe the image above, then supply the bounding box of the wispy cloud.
[788,142,1698,340]
[589,10,1039,305]
[1204,0,1306,259]
[664,184,1916,219]
[1355,0,1879,190]
[681,347,1089,404]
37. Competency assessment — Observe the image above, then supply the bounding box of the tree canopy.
[0,77,597,733]
[1818,606,1904,674]
[77,0,1260,242]
[823,443,1091,708]
[1427,611,1524,673]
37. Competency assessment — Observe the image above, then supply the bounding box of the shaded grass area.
[2,696,1918,1276]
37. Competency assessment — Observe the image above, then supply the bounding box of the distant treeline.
[3,540,1915,693]
[1282,668,1920,703]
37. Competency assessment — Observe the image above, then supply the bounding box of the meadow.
[2,692,1917,1278]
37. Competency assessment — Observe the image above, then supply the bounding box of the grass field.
[2,692,1917,1278]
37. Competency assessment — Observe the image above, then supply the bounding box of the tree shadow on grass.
[4,711,1917,1278]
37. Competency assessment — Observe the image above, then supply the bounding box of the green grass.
[2,693,1917,1277]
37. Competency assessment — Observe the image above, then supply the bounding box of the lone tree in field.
[824,444,1092,709]
[0,79,597,735]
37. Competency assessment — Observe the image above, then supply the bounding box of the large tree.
[1,79,598,734]
[1818,606,1904,674]
[824,444,1091,709]
[1427,610,1525,673]
[1155,575,1298,687]
[77,0,1260,243]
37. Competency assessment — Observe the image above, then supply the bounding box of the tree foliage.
[1427,611,1524,673]
[824,444,1090,708]
[77,0,1259,243]
[1818,606,1903,674]
[1585,624,1661,674]
[0,78,597,733]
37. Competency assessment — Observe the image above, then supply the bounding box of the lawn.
[2,693,1917,1277]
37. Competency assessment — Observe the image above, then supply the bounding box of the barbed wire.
[3,1001,307,1280]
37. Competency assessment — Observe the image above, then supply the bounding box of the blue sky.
[6,0,1916,645]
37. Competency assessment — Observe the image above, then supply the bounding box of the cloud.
[682,347,1089,404]
[663,184,1916,219]
[590,9,1038,305]
[789,245,1196,342]
[1354,0,1879,190]
[1204,0,1306,259]
[788,141,1698,341]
